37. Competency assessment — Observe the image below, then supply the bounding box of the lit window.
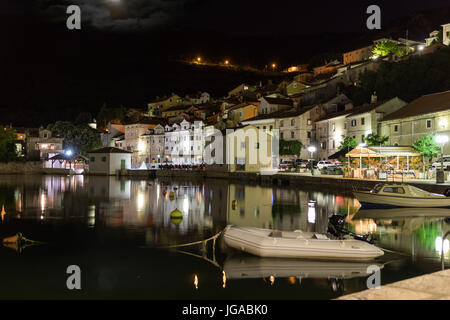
[426,119,432,129]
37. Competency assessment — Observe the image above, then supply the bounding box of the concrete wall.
[0,161,44,174]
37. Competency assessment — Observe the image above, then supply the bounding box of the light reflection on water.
[0,175,449,299]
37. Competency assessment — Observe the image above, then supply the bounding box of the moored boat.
[223,225,384,261]
[353,183,450,208]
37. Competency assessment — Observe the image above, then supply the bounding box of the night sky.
[1,0,450,126]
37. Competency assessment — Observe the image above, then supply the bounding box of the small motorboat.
[356,207,450,219]
[223,216,384,261]
[353,183,450,208]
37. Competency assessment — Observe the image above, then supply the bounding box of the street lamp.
[307,145,316,174]
[307,145,316,159]
[435,134,448,171]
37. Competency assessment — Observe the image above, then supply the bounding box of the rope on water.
[380,247,411,257]
[157,231,223,249]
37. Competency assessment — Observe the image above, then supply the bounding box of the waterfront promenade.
[338,269,450,300]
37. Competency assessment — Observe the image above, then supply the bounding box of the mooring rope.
[379,247,411,257]
[157,231,223,249]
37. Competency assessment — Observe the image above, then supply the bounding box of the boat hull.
[354,191,450,208]
[223,226,384,261]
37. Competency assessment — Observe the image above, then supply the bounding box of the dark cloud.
[37,0,198,31]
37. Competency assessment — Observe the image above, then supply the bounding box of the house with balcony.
[26,127,64,161]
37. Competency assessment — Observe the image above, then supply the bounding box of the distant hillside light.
[272,63,276,69]
[197,57,201,62]
[225,60,229,65]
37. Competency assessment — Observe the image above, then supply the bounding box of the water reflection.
[0,175,449,299]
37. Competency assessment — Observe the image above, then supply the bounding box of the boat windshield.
[370,184,383,194]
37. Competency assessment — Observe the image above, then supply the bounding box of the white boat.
[223,255,384,280]
[223,225,384,261]
[353,183,450,208]
[357,207,450,219]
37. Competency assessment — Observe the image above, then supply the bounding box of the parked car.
[317,160,334,170]
[295,159,309,168]
[279,159,291,170]
[306,160,318,169]
[432,156,450,170]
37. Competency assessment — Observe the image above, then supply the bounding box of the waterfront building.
[225,125,277,173]
[380,90,450,154]
[88,147,132,175]
[315,110,352,160]
[242,107,317,160]
[163,119,205,165]
[123,119,165,165]
[139,124,165,169]
[345,96,407,144]
[26,127,64,161]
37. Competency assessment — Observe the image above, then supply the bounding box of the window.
[332,123,335,132]
[332,140,335,149]
[101,156,107,162]
[255,143,260,149]
[307,131,311,138]
[280,120,284,127]
[383,187,405,194]
[291,119,295,126]
[269,125,273,131]
[321,141,326,150]
[394,124,399,132]
[90,156,95,162]
[240,142,245,149]
[351,119,356,127]
[426,119,432,129]
[361,117,365,125]
[361,134,365,142]
[280,132,284,139]
[291,131,295,138]
[307,119,312,125]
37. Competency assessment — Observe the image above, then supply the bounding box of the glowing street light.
[197,57,201,62]
[225,60,229,65]
[435,135,448,173]
[65,149,73,157]
[271,63,276,69]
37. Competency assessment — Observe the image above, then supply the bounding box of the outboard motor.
[327,214,347,238]
[327,214,375,244]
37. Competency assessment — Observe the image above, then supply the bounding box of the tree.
[0,126,18,162]
[47,122,102,156]
[339,136,357,151]
[371,40,408,59]
[412,134,440,161]
[364,133,388,146]
[279,140,303,156]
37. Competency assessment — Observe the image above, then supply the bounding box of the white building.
[315,111,351,160]
[88,147,132,175]
[163,119,205,165]
[443,23,450,46]
[345,97,407,144]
